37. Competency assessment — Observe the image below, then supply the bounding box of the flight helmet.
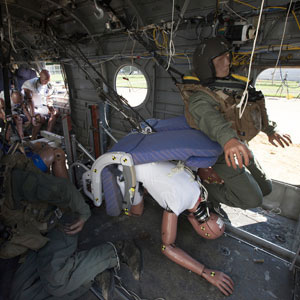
[192,36,232,83]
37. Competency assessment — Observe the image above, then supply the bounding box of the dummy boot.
[115,239,142,280]
[94,269,115,300]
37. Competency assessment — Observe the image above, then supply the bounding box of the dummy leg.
[129,199,144,216]
[31,123,43,140]
[129,182,144,216]
[34,143,55,170]
[47,110,59,132]
[5,124,12,141]
[13,115,24,139]
[31,115,45,140]
[197,167,223,184]
[52,148,69,179]
[22,103,32,128]
[0,99,5,120]
[5,118,24,141]
[10,228,118,300]
[247,156,272,196]
[206,154,264,209]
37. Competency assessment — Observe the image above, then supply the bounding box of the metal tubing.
[89,286,104,300]
[90,105,101,159]
[69,161,90,172]
[290,244,300,271]
[76,140,95,162]
[99,121,118,143]
[70,134,78,162]
[225,223,300,267]
[61,114,74,181]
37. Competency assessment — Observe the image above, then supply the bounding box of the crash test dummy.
[178,36,292,212]
[117,161,234,296]
[0,90,31,140]
[22,69,59,140]
[0,89,67,178]
[0,147,141,300]
[26,141,69,179]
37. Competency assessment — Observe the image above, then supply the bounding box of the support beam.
[61,114,74,182]
[89,104,101,159]
[226,223,300,267]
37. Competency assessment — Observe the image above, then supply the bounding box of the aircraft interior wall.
[1,1,300,300]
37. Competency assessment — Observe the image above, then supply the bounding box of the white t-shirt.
[117,161,200,216]
[22,78,51,115]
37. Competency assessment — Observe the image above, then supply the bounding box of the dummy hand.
[202,267,234,296]
[31,116,38,126]
[224,138,253,169]
[64,218,86,235]
[47,106,55,114]
[268,133,292,148]
[32,114,42,126]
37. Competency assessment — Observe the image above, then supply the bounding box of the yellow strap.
[183,76,200,81]
[231,73,249,83]
[234,0,258,10]
[292,10,300,32]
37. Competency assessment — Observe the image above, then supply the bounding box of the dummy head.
[192,36,232,83]
[188,212,225,240]
[212,52,231,78]
[39,69,50,85]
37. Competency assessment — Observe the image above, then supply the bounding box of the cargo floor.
[78,196,296,300]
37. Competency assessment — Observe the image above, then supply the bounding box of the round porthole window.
[115,65,148,107]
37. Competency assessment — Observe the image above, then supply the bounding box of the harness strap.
[122,165,136,213]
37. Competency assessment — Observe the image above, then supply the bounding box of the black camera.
[248,86,264,102]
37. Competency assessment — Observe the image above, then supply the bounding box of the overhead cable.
[4,0,17,53]
[236,0,265,119]
[292,9,300,31]
[96,0,183,84]
[166,0,176,70]
[234,0,258,10]
[50,32,155,133]
[271,0,294,83]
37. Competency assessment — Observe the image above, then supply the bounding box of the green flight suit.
[188,81,273,209]
[8,169,118,300]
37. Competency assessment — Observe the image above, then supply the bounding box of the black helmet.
[192,36,232,83]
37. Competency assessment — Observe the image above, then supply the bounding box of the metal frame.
[82,151,135,206]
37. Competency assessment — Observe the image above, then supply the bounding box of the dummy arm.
[23,88,35,117]
[161,210,234,296]
[161,211,205,275]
